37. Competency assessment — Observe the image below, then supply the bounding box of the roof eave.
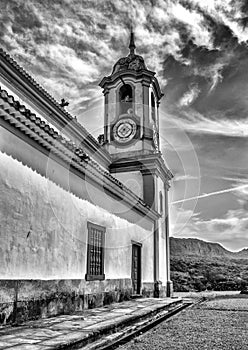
[0,48,112,167]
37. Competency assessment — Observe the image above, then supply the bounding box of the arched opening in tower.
[151,92,156,122]
[119,84,133,114]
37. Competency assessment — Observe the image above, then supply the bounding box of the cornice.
[110,152,173,185]
[99,69,164,100]
[0,87,159,221]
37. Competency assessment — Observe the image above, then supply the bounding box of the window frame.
[85,222,106,281]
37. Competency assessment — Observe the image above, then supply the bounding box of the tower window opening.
[151,92,156,121]
[159,191,163,214]
[119,84,133,114]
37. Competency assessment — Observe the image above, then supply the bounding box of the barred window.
[85,222,105,281]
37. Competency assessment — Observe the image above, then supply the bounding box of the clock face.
[113,118,137,143]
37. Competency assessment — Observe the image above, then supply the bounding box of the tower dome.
[112,29,147,74]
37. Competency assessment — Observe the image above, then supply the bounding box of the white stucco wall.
[0,127,154,284]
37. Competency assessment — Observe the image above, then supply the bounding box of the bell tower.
[99,28,163,157]
[99,29,173,296]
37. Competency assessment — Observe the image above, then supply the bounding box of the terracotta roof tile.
[0,48,102,148]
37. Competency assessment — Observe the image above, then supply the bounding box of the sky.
[0,0,248,251]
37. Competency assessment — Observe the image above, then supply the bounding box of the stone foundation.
[0,279,155,325]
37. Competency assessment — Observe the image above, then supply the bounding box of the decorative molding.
[99,70,163,101]
[110,152,173,185]
[131,240,143,247]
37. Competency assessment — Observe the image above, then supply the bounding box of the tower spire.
[129,26,136,56]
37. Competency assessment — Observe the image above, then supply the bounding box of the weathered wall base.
[166,280,173,298]
[0,279,155,325]
[152,281,173,298]
[142,282,155,297]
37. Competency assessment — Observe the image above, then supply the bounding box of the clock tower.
[99,29,173,296]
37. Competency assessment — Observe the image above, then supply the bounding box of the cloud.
[173,174,200,182]
[170,2,214,49]
[189,0,248,44]
[178,84,200,106]
[195,208,248,251]
[170,108,248,137]
[172,206,248,251]
[36,44,99,83]
[222,178,248,206]
[192,61,225,93]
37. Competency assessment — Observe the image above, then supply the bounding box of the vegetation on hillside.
[170,256,248,292]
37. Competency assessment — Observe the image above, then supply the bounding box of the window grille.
[85,222,105,281]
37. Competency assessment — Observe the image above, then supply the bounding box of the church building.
[0,31,173,325]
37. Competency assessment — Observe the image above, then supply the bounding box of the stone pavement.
[0,297,183,350]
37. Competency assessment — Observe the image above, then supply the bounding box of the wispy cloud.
[178,84,200,106]
[173,174,200,182]
[172,183,248,204]
[36,44,99,83]
[192,62,225,93]
[172,109,248,137]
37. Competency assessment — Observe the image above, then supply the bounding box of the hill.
[169,237,248,292]
[170,237,248,259]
